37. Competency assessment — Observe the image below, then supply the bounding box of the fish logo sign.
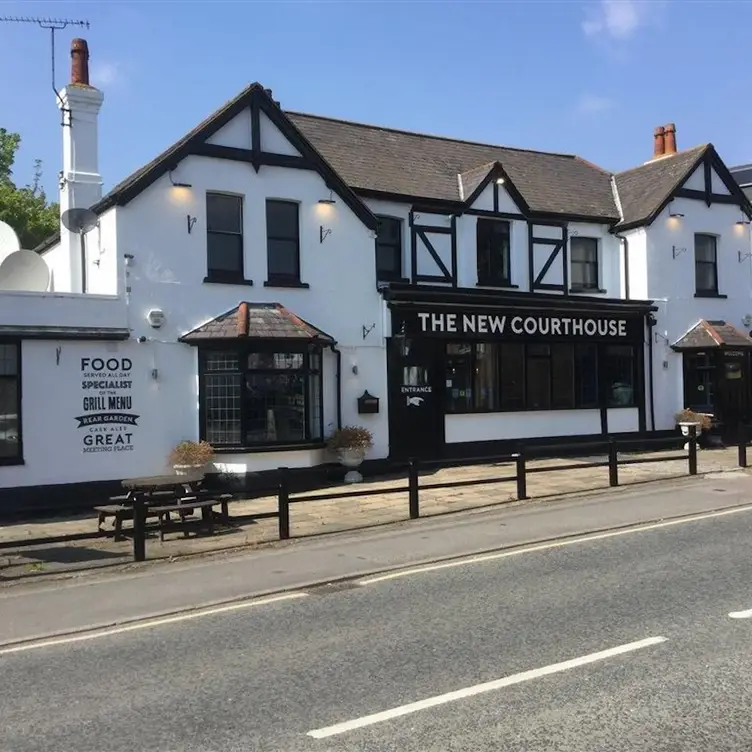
[407,396,424,407]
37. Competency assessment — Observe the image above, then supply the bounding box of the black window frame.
[0,340,22,465]
[199,343,325,450]
[444,340,636,414]
[375,215,404,282]
[476,218,512,287]
[205,192,246,284]
[570,236,600,291]
[694,233,719,295]
[265,200,305,288]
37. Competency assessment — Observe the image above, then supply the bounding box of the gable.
[468,182,522,214]
[613,144,752,231]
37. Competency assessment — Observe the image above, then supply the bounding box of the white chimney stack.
[58,38,104,293]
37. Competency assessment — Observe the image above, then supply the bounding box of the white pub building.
[3,39,752,511]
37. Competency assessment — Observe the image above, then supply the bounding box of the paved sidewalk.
[0,445,744,581]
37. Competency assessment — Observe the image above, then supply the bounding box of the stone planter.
[678,422,702,450]
[338,448,365,484]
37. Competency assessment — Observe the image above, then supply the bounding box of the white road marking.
[359,504,752,585]
[0,592,307,656]
[729,609,752,619]
[307,635,667,739]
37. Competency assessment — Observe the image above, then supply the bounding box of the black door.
[717,351,748,442]
[387,336,444,460]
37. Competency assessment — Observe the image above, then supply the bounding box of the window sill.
[378,276,410,285]
[203,275,254,287]
[694,291,727,299]
[263,279,310,289]
[211,442,325,455]
[570,287,607,294]
[0,456,24,466]
[476,281,519,289]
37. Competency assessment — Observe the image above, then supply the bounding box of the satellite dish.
[61,207,98,234]
[0,250,50,292]
[0,221,20,265]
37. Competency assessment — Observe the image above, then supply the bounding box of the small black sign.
[357,390,380,415]
[75,413,140,428]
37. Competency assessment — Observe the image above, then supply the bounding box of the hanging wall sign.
[76,356,139,454]
[395,307,643,342]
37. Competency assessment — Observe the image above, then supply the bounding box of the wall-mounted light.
[669,209,684,218]
[495,177,505,185]
[736,218,751,226]
[169,168,192,189]
[318,191,336,205]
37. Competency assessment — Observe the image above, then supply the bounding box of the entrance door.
[387,336,443,460]
[717,352,749,442]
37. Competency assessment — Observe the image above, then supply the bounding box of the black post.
[608,439,619,487]
[739,423,748,469]
[278,467,290,540]
[132,495,146,563]
[688,425,698,476]
[408,457,420,519]
[515,451,528,500]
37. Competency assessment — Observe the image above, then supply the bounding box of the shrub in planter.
[327,426,374,484]
[674,408,712,432]
[168,440,215,476]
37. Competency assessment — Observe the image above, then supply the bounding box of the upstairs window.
[570,237,599,291]
[266,200,302,286]
[695,234,719,295]
[477,219,511,286]
[206,193,244,282]
[375,216,403,282]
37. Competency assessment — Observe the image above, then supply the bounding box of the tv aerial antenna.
[0,16,90,125]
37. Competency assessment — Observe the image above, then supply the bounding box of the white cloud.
[582,0,662,40]
[577,93,615,114]
[90,62,122,87]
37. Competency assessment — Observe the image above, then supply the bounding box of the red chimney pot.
[653,126,665,158]
[70,38,90,86]
[664,123,677,155]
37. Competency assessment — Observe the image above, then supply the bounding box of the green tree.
[0,128,59,250]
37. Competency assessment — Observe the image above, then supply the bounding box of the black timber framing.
[189,143,313,171]
[409,210,458,285]
[528,221,568,293]
[250,94,261,171]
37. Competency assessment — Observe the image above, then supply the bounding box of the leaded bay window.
[201,346,323,448]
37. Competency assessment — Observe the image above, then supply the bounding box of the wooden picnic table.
[95,473,230,541]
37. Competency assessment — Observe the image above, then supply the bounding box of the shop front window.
[445,341,638,414]
[201,346,323,448]
[0,342,21,461]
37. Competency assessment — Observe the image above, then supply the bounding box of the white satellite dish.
[0,250,51,292]
[0,220,20,265]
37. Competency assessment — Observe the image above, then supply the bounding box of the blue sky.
[1,0,751,197]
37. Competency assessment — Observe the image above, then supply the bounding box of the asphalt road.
[3,507,752,751]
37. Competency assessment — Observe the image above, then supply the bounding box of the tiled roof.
[180,302,335,343]
[731,163,752,187]
[671,319,752,350]
[288,112,619,220]
[613,146,708,230]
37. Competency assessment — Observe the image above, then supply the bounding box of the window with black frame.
[444,341,635,413]
[266,200,302,286]
[375,216,403,281]
[201,346,323,447]
[206,193,244,282]
[476,219,511,286]
[570,237,599,291]
[0,343,21,461]
[694,234,719,295]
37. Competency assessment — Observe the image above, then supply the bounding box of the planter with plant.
[168,440,215,477]
[674,408,712,449]
[327,425,374,483]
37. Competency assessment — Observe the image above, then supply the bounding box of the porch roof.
[671,319,752,350]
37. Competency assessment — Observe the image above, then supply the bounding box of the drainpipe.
[328,344,343,430]
[647,314,657,432]
[615,232,630,300]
